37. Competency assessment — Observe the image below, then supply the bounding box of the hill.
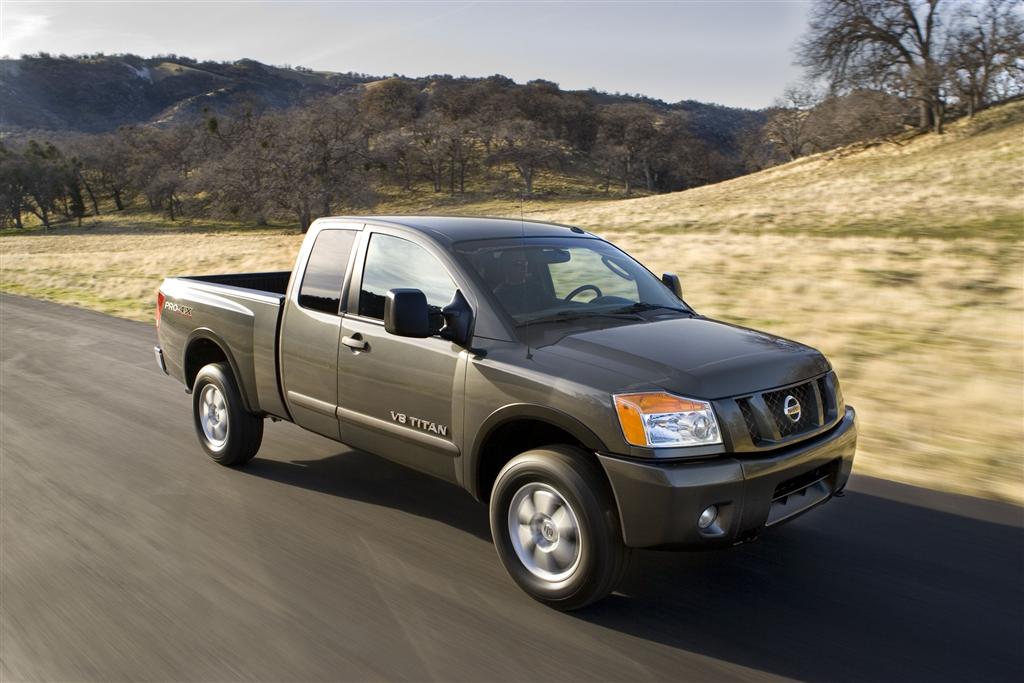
[0,54,369,132]
[529,99,1024,240]
[0,54,762,155]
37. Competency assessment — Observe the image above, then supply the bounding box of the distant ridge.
[0,53,760,150]
[0,54,369,132]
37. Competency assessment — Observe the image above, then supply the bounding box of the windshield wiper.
[519,309,645,326]
[610,302,690,315]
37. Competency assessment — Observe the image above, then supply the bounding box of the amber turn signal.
[613,392,721,448]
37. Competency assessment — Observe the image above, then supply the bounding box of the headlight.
[613,392,722,448]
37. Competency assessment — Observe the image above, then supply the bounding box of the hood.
[538,316,830,399]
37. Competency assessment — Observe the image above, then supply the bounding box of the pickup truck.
[155,215,857,609]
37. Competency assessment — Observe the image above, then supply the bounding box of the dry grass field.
[2,228,1020,504]
[2,102,1021,504]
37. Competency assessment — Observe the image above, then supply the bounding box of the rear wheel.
[191,362,263,466]
[489,446,630,610]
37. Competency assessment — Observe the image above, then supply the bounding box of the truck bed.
[184,271,292,296]
[158,271,293,419]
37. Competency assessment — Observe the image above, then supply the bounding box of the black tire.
[191,362,263,466]
[489,446,630,610]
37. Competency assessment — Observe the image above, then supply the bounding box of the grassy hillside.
[525,99,1024,239]
[1,103,1022,504]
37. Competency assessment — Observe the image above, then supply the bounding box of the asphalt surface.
[1,292,1022,682]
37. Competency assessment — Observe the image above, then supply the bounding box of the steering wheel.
[564,284,603,302]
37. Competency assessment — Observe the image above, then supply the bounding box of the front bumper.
[597,406,857,549]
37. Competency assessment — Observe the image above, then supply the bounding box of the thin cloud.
[1,12,51,56]
[297,1,480,69]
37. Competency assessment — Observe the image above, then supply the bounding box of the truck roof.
[322,215,595,244]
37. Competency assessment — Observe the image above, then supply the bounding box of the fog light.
[698,505,718,529]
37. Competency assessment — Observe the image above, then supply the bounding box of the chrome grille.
[734,374,835,446]
[763,381,816,437]
[737,398,759,438]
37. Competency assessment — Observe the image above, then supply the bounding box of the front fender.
[465,403,607,501]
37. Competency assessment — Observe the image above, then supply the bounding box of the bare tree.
[945,0,1024,116]
[410,112,449,193]
[303,97,371,217]
[596,104,660,195]
[21,141,63,228]
[65,138,103,215]
[762,84,823,160]
[360,78,418,133]
[444,119,477,195]
[123,126,196,220]
[798,0,948,133]
[487,119,567,196]
[0,143,28,228]
[264,99,372,232]
[63,153,87,226]
[810,89,913,147]
[370,128,416,190]
[644,112,705,192]
[199,109,276,224]
[763,84,912,160]
[262,115,321,232]
[737,124,786,172]
[80,132,133,210]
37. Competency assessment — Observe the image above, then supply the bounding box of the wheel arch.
[182,329,255,413]
[467,404,607,503]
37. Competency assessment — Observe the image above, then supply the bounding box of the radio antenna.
[520,191,532,359]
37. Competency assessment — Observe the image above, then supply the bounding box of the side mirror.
[440,290,474,347]
[662,272,683,299]
[384,289,431,338]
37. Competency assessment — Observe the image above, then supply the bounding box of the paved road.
[1,293,1022,682]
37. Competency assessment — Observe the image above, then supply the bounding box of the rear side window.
[299,230,357,314]
[359,234,457,321]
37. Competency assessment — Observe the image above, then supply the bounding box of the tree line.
[0,77,742,232]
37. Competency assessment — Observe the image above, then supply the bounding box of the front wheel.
[191,362,263,466]
[489,446,630,610]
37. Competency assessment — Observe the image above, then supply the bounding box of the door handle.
[342,334,367,351]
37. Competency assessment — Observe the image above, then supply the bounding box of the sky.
[0,1,811,109]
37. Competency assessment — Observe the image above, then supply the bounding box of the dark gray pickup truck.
[155,215,857,609]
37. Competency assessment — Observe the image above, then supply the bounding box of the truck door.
[279,226,359,438]
[337,230,465,482]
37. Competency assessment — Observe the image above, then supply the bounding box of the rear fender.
[183,329,256,414]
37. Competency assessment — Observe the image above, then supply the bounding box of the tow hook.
[733,532,759,546]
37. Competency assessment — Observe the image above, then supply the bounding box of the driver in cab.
[493,250,546,316]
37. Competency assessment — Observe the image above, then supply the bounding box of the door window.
[298,230,357,314]
[359,234,457,324]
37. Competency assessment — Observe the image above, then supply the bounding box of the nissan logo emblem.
[783,395,802,422]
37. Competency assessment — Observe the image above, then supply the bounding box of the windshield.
[454,237,688,325]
